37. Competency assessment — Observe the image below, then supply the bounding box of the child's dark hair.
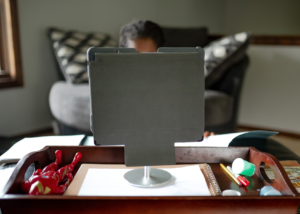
[119,20,165,48]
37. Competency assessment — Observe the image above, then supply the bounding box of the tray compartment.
[0,146,299,214]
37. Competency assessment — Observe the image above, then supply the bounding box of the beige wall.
[0,0,223,136]
[222,0,300,134]
[239,45,300,133]
[0,0,299,136]
[223,0,300,35]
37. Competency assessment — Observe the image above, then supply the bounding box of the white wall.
[239,45,300,133]
[0,0,223,137]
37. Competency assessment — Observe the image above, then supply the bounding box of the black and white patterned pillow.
[48,28,118,83]
[204,32,252,88]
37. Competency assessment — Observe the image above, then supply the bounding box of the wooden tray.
[0,146,299,214]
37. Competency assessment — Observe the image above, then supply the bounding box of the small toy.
[21,150,82,195]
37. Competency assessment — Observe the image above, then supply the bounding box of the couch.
[48,27,250,135]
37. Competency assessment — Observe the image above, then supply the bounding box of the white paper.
[0,167,14,194]
[78,165,210,196]
[84,136,95,146]
[175,132,246,147]
[85,131,277,147]
[0,135,85,164]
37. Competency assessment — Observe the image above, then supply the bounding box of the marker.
[227,166,250,187]
[227,166,250,186]
[220,163,242,186]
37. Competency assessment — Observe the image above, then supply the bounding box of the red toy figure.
[41,150,62,173]
[21,150,82,195]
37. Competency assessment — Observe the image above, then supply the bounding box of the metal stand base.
[124,166,172,188]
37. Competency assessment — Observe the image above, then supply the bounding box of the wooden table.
[0,146,299,214]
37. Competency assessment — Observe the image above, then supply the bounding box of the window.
[0,0,22,89]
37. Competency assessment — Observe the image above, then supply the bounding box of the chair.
[205,55,249,134]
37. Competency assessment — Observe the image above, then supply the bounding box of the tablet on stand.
[88,47,204,187]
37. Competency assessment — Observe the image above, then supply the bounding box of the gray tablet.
[88,47,204,166]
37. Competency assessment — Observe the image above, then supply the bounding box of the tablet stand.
[124,166,172,187]
[88,47,204,188]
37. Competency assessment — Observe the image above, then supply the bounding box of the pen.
[220,163,242,186]
[227,166,250,187]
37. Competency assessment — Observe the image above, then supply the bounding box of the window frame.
[0,0,23,89]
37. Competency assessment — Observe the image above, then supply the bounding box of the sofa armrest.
[49,81,90,132]
[49,83,234,133]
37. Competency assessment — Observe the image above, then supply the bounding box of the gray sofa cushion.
[205,90,233,127]
[49,81,90,132]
